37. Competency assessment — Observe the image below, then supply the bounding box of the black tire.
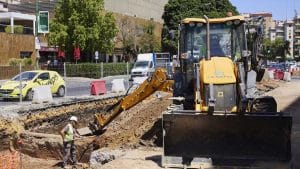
[26,89,33,101]
[57,86,65,97]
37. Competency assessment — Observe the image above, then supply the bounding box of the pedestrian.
[60,116,81,168]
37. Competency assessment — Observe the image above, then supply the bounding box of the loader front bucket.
[163,110,292,163]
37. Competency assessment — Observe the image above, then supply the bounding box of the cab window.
[38,73,50,80]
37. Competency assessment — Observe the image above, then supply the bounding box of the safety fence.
[0,65,34,80]
[0,63,133,80]
[47,62,134,79]
[0,150,22,169]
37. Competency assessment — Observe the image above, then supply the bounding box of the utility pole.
[35,0,40,69]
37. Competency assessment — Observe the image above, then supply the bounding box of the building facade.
[104,0,168,23]
[250,12,275,39]
[295,15,300,58]
[284,20,294,58]
[275,20,284,40]
[0,0,169,64]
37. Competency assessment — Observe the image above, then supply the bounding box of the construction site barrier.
[32,85,53,103]
[0,151,21,169]
[274,70,284,80]
[90,80,106,95]
[283,72,291,81]
[111,79,126,93]
[268,70,274,79]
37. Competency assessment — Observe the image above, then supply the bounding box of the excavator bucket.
[162,110,292,166]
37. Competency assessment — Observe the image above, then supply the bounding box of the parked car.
[0,70,65,100]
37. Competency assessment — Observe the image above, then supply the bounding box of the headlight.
[15,84,27,89]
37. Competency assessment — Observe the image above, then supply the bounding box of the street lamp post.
[35,0,39,69]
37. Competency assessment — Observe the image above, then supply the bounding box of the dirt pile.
[0,119,23,151]
[94,92,172,149]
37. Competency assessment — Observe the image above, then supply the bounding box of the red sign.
[73,47,80,61]
[58,50,65,58]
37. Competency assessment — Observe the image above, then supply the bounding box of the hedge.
[5,25,24,34]
[65,63,134,79]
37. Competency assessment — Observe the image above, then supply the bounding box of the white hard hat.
[70,116,78,122]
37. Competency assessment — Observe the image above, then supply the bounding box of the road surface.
[0,76,130,107]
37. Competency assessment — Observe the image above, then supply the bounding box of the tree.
[116,16,140,62]
[162,0,238,54]
[262,38,287,61]
[48,0,118,62]
[139,20,161,53]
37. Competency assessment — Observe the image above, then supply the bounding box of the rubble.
[90,149,125,167]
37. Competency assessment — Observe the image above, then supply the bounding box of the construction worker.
[60,116,81,168]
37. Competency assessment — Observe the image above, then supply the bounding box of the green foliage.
[162,0,239,54]
[8,58,32,66]
[262,38,287,61]
[49,0,118,62]
[22,58,33,66]
[66,63,133,78]
[139,34,161,53]
[8,58,20,66]
[5,25,24,34]
[139,20,161,52]
[116,16,139,61]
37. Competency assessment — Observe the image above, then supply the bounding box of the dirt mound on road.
[94,92,172,149]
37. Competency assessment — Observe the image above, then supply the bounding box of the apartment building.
[250,12,275,39]
[295,15,300,57]
[284,20,294,58]
[275,20,284,40]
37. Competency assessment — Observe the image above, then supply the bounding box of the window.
[38,73,49,80]
[12,72,37,81]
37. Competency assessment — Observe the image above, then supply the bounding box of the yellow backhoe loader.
[88,15,292,168]
[162,15,292,167]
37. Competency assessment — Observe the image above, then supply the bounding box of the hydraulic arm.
[89,68,173,133]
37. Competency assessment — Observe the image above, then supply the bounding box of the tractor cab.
[179,16,246,63]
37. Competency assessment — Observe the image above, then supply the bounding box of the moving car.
[0,70,65,100]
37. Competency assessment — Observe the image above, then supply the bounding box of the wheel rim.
[58,87,65,96]
[27,90,33,100]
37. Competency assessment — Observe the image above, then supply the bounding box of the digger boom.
[93,68,173,131]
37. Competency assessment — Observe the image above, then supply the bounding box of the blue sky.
[230,0,300,20]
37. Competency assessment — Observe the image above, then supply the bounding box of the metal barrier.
[0,65,34,80]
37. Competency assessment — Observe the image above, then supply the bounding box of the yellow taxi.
[0,70,65,100]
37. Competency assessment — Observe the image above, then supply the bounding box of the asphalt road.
[0,76,130,107]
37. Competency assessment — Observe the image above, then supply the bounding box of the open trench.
[0,92,172,166]
[1,97,120,163]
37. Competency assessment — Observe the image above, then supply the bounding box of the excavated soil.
[0,92,172,168]
[94,92,172,149]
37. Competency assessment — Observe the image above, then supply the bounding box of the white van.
[131,53,155,79]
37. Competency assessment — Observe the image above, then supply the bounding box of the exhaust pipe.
[204,15,210,60]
